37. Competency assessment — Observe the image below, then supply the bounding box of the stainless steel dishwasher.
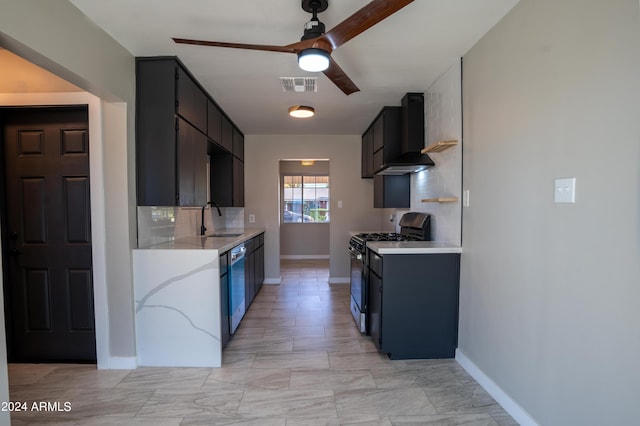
[229,244,246,334]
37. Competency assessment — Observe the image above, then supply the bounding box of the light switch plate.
[554,178,576,203]
[463,190,470,207]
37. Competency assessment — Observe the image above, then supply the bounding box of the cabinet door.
[207,100,222,143]
[210,153,233,207]
[368,270,383,349]
[220,116,233,153]
[256,243,264,293]
[177,66,207,132]
[220,249,230,348]
[233,157,245,207]
[249,251,256,304]
[135,58,177,206]
[372,114,384,152]
[361,129,373,178]
[372,148,383,172]
[209,153,244,207]
[232,127,244,161]
[373,175,410,208]
[177,117,208,206]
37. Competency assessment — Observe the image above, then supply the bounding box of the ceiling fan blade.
[173,38,297,54]
[323,58,360,95]
[323,0,414,49]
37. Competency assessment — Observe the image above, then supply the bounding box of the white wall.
[414,62,463,244]
[0,0,137,366]
[245,135,384,282]
[382,63,463,245]
[459,0,640,424]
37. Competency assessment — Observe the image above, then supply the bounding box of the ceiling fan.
[173,0,414,96]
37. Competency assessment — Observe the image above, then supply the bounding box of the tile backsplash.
[137,206,244,248]
[386,61,462,245]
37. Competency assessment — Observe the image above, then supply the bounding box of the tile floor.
[8,259,517,425]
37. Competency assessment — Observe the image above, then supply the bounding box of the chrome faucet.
[200,201,222,236]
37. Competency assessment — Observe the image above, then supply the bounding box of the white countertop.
[136,228,265,252]
[367,241,462,255]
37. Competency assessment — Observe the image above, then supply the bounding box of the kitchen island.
[132,228,265,367]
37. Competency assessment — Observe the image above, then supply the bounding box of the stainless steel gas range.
[348,212,431,334]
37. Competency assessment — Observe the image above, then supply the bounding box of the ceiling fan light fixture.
[289,105,315,118]
[297,48,330,72]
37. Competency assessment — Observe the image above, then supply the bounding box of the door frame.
[0,92,110,368]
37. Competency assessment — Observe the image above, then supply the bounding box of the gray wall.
[460,0,640,424]
[245,135,384,282]
[0,0,137,365]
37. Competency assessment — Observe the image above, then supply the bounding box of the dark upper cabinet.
[207,100,222,144]
[373,174,410,208]
[232,127,244,161]
[372,107,402,172]
[210,122,244,207]
[176,66,207,133]
[361,127,374,178]
[137,57,205,206]
[362,106,409,208]
[233,156,245,206]
[136,59,176,206]
[177,117,208,206]
[136,56,244,207]
[220,115,233,153]
[209,148,245,207]
[363,107,401,176]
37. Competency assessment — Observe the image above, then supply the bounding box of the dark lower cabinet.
[367,250,460,359]
[219,251,230,349]
[243,233,265,310]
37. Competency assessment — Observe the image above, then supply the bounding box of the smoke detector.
[280,77,317,93]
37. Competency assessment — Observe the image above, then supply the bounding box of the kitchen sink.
[205,233,243,238]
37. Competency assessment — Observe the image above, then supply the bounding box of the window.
[282,175,329,223]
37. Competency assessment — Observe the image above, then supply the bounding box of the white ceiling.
[67,0,518,135]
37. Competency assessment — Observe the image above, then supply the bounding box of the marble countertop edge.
[135,228,266,252]
[367,241,462,255]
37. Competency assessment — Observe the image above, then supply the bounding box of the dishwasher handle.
[230,245,246,264]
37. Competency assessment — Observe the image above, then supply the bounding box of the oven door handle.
[348,246,363,260]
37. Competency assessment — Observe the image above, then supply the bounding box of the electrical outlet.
[249,214,255,223]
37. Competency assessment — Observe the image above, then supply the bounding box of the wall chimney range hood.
[375,93,434,175]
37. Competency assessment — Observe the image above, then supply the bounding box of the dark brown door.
[2,106,96,362]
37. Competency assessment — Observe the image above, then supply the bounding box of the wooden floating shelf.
[421,197,459,203]
[421,140,458,153]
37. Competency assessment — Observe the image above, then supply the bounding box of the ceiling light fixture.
[300,160,315,166]
[289,105,315,118]
[297,48,330,72]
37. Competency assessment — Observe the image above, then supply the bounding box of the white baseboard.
[455,349,539,426]
[329,277,349,284]
[105,356,137,370]
[280,255,330,260]
[263,277,282,285]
